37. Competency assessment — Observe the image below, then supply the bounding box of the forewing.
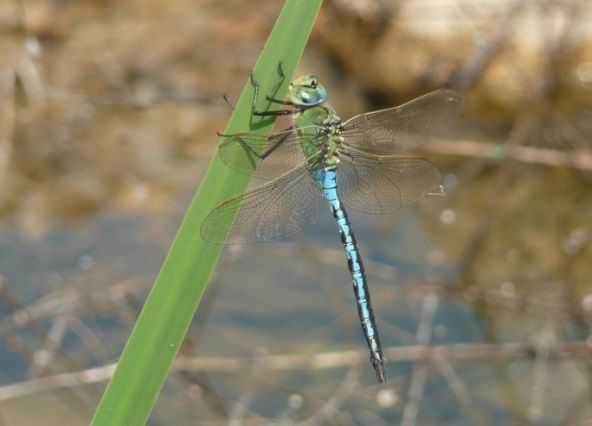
[201,162,325,244]
[341,90,463,154]
[337,148,442,214]
[218,127,321,180]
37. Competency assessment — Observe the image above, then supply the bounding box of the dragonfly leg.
[264,62,293,105]
[216,125,293,161]
[265,62,286,102]
[260,125,294,159]
[221,63,289,113]
[250,63,298,116]
[222,93,236,110]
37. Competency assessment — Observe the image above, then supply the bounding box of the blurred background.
[0,0,591,424]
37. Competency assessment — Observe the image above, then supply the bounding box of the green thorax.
[287,75,343,170]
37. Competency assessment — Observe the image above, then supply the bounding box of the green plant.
[91,1,323,424]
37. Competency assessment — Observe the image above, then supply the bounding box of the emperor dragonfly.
[202,66,463,383]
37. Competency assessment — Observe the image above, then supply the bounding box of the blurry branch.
[0,277,101,411]
[0,0,45,184]
[538,0,584,99]
[528,319,557,422]
[31,313,70,376]
[295,239,369,425]
[0,242,571,341]
[453,112,541,412]
[300,367,361,426]
[425,137,592,172]
[0,363,116,403]
[1,340,591,403]
[13,0,27,33]
[433,358,476,422]
[0,67,16,185]
[296,237,360,346]
[0,277,147,332]
[402,293,439,426]
[327,0,393,40]
[122,341,592,368]
[45,87,217,110]
[228,366,265,426]
[450,0,527,89]
[228,244,579,317]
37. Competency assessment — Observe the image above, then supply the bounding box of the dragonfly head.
[289,75,327,107]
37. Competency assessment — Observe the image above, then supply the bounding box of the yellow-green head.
[288,75,327,107]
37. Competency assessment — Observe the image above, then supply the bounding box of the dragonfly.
[201,64,463,383]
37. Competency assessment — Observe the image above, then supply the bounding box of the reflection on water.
[0,0,591,424]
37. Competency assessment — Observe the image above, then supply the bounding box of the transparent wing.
[218,126,323,180]
[201,160,325,244]
[341,90,463,154]
[336,147,442,214]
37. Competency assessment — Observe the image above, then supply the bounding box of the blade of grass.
[91,1,324,424]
